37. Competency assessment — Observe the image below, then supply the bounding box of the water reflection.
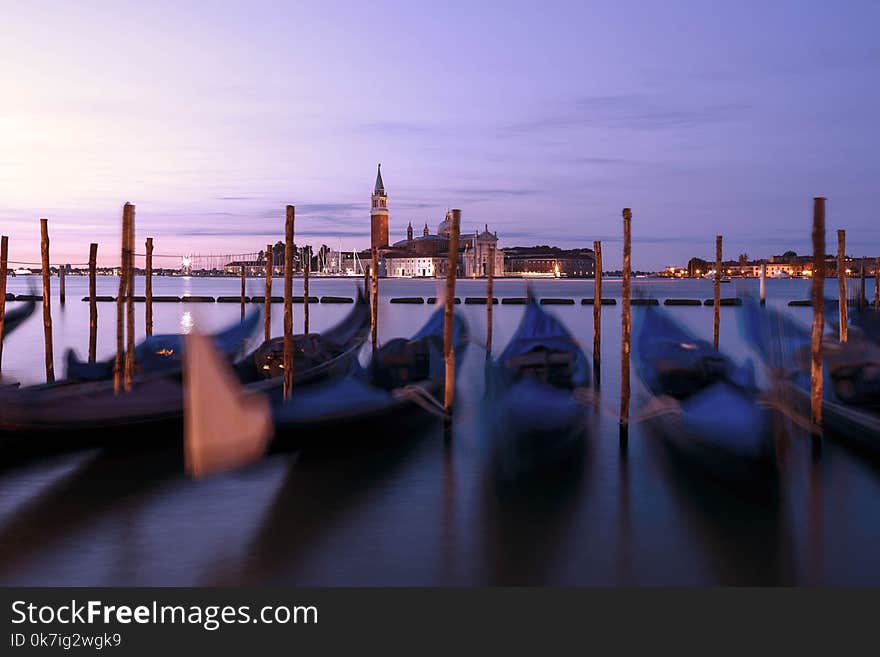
[0,277,878,585]
[480,434,586,585]
[649,432,794,585]
[0,447,181,583]
[208,418,440,585]
[180,310,194,334]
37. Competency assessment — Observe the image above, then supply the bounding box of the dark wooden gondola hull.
[489,381,590,480]
[65,308,264,382]
[782,381,880,460]
[269,379,447,454]
[264,310,470,453]
[633,304,778,492]
[489,298,593,480]
[0,338,365,468]
[1,300,36,340]
[642,396,778,493]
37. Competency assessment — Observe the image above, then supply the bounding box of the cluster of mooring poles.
[0,197,875,454]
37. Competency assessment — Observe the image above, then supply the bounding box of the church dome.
[437,211,452,237]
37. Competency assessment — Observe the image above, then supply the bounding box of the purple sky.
[1,1,878,269]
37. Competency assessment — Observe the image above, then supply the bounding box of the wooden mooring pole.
[40,218,55,383]
[283,205,294,400]
[145,237,153,336]
[0,236,7,374]
[59,266,65,304]
[759,263,767,306]
[88,243,98,363]
[364,263,370,306]
[114,205,129,394]
[370,247,379,350]
[875,257,880,309]
[264,243,272,342]
[303,246,310,334]
[240,263,246,320]
[486,244,495,357]
[620,209,632,443]
[444,209,461,416]
[811,198,826,432]
[593,240,602,385]
[837,229,847,343]
[124,203,136,392]
[860,262,866,310]
[714,235,722,350]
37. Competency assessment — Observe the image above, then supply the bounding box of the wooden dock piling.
[860,262,866,310]
[620,209,632,441]
[283,205,294,400]
[364,266,370,306]
[240,263,246,320]
[593,240,602,384]
[486,244,495,357]
[444,209,461,416]
[114,205,129,393]
[59,266,65,304]
[0,235,7,373]
[713,236,722,349]
[759,263,767,306]
[303,246,310,335]
[88,243,97,362]
[837,229,847,343]
[264,243,272,342]
[123,204,136,391]
[40,218,54,383]
[811,198,826,430]
[145,237,153,336]
[875,257,880,309]
[371,247,379,350]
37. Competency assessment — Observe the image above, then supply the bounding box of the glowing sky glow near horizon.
[1,1,878,269]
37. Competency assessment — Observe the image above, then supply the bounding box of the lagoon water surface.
[1,275,878,585]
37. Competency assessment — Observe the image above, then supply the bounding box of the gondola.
[0,289,370,467]
[184,306,469,476]
[487,297,591,480]
[233,287,371,388]
[634,303,776,485]
[741,296,880,459]
[1,299,36,340]
[851,305,880,343]
[64,307,263,381]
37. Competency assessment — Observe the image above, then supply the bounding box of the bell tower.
[370,164,389,249]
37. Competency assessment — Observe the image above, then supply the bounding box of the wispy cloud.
[448,188,534,199]
[506,94,750,134]
[357,121,438,136]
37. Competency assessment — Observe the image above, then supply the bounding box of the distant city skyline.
[1,1,878,269]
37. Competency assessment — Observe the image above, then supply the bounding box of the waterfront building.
[683,249,875,278]
[503,246,595,278]
[223,260,266,276]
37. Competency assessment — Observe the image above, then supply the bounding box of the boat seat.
[507,350,574,369]
[371,338,433,390]
[507,348,576,389]
[244,334,338,381]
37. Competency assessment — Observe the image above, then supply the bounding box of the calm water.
[1,275,878,585]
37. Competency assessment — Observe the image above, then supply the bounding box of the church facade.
[384,212,503,278]
[367,167,503,278]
